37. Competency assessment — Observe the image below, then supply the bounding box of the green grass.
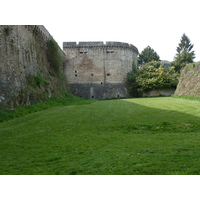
[172,94,200,102]
[1,97,200,175]
[0,93,96,123]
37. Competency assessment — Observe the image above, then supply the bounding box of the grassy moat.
[1,96,200,174]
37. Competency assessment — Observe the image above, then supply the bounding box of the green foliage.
[136,61,178,91]
[138,46,160,66]
[1,97,200,174]
[172,34,195,72]
[46,39,63,75]
[3,26,11,36]
[32,75,49,88]
[172,95,200,102]
[126,62,140,96]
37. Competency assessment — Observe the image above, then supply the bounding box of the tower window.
[79,51,87,54]
[107,50,115,53]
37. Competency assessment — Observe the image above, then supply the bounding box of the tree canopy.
[138,46,160,66]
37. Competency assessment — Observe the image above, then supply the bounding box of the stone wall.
[175,63,200,97]
[0,25,68,106]
[63,41,138,99]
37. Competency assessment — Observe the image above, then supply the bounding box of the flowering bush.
[136,61,179,91]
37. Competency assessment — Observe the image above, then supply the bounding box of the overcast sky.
[2,0,200,62]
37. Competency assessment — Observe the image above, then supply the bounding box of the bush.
[136,61,179,91]
[127,63,140,97]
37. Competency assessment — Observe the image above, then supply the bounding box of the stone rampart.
[0,25,67,106]
[175,63,200,97]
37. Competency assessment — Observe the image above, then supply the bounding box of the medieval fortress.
[63,42,138,99]
[0,25,138,105]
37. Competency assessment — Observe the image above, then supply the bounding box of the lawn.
[1,97,200,175]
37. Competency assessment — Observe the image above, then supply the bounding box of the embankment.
[175,62,200,97]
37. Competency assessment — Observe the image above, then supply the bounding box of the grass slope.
[1,97,200,175]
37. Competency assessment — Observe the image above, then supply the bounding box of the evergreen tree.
[138,46,160,66]
[172,33,195,72]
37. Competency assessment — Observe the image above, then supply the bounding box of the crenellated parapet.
[24,25,65,57]
[63,41,139,54]
[24,25,53,41]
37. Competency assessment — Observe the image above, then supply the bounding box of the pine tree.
[172,34,195,72]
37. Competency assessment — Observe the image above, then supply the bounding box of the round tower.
[63,41,138,99]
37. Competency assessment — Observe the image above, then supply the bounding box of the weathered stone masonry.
[0,25,138,106]
[0,25,67,106]
[63,42,138,99]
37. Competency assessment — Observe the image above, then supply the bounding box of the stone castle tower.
[63,41,138,99]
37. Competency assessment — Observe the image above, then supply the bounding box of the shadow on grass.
[1,97,200,175]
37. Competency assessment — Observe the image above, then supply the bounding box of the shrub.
[127,62,140,97]
[136,61,179,92]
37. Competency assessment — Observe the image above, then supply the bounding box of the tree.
[127,62,140,96]
[138,46,160,66]
[172,33,195,72]
[136,61,178,92]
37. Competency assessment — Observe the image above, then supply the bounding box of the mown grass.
[172,94,200,102]
[1,97,200,175]
[0,93,96,123]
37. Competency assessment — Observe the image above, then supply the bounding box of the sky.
[2,0,200,62]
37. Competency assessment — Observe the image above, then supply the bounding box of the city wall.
[0,25,67,106]
[0,25,139,106]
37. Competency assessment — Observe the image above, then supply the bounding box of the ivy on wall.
[46,39,63,75]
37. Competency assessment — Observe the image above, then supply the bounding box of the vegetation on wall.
[3,26,12,36]
[46,39,63,75]
[17,38,68,106]
[171,34,195,73]
[175,62,200,97]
